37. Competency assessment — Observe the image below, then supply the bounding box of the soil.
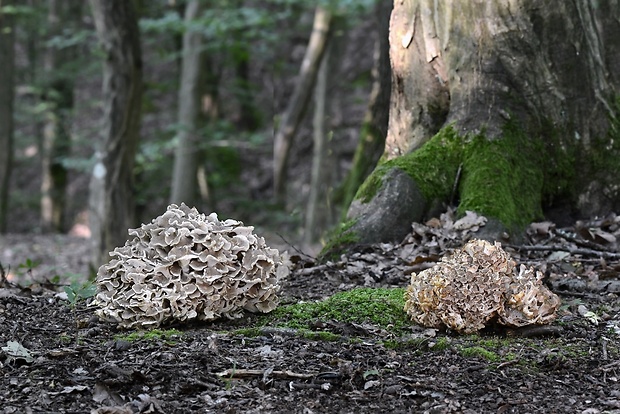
[1,218,620,414]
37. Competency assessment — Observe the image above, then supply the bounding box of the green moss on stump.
[355,126,463,204]
[318,219,359,261]
[352,122,549,232]
[326,116,610,256]
[459,122,545,229]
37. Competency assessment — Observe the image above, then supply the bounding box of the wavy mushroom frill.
[404,239,560,334]
[94,203,288,328]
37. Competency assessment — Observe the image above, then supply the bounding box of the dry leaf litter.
[94,203,289,328]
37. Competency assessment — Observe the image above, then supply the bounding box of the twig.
[297,262,342,276]
[555,229,615,252]
[275,232,317,261]
[289,382,332,391]
[601,338,608,360]
[216,368,316,380]
[506,244,620,260]
[449,164,462,206]
[497,359,520,369]
[0,262,5,286]
[599,360,620,371]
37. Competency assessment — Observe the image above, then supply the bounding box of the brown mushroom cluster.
[404,239,560,334]
[94,204,288,328]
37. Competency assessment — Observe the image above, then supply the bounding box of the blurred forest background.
[0,0,387,265]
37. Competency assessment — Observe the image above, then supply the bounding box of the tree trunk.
[234,43,261,131]
[325,0,620,255]
[170,0,207,207]
[40,0,81,233]
[89,0,143,268]
[304,37,335,244]
[273,6,332,203]
[338,0,393,213]
[0,1,15,233]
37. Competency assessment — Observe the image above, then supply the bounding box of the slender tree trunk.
[273,6,332,203]
[234,44,261,131]
[0,1,15,233]
[40,0,81,232]
[170,0,207,206]
[339,0,392,212]
[304,39,334,244]
[89,0,143,268]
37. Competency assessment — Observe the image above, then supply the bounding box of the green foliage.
[17,258,39,274]
[133,134,176,209]
[205,146,241,189]
[140,2,296,54]
[63,281,96,309]
[45,26,94,51]
[0,4,38,18]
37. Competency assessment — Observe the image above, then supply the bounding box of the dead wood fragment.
[497,359,520,369]
[289,382,332,391]
[297,262,342,276]
[216,368,316,380]
[504,325,564,338]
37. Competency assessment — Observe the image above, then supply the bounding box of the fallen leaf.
[453,211,487,231]
[547,251,571,262]
[364,380,381,390]
[529,221,554,235]
[60,385,88,394]
[592,228,616,244]
[2,341,34,363]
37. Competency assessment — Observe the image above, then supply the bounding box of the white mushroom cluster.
[404,239,560,334]
[95,203,288,328]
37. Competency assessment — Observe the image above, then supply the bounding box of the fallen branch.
[506,244,620,260]
[216,368,315,380]
[505,325,564,338]
[297,262,342,276]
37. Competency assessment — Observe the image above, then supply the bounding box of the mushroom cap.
[404,239,560,333]
[94,203,288,328]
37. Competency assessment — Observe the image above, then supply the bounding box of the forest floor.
[1,213,620,413]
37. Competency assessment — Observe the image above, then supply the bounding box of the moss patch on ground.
[265,287,411,335]
[458,345,501,362]
[114,328,183,343]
